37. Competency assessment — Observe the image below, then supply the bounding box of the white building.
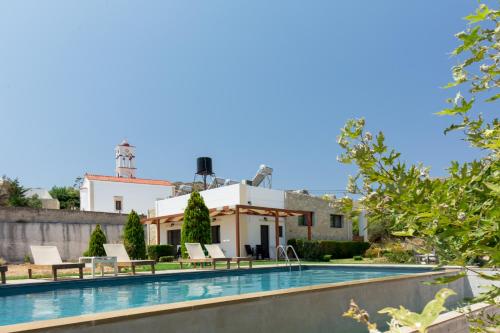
[25,188,60,209]
[80,140,175,215]
[145,183,351,259]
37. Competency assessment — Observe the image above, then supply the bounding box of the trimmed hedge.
[287,239,370,261]
[147,245,176,261]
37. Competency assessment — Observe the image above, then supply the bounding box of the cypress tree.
[181,192,211,257]
[84,224,107,257]
[123,210,146,259]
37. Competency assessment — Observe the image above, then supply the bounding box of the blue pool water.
[0,266,432,326]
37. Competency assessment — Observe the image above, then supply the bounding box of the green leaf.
[484,182,500,194]
[423,272,466,285]
[464,4,492,23]
[485,93,500,102]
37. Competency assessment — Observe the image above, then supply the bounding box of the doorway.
[260,225,270,259]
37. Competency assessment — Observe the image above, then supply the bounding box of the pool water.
[0,266,432,326]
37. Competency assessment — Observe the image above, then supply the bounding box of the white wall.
[156,184,243,216]
[82,180,174,215]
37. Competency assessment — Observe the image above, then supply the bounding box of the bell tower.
[115,139,136,178]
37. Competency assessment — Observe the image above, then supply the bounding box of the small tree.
[84,224,107,257]
[181,191,211,257]
[123,210,146,259]
[49,186,80,209]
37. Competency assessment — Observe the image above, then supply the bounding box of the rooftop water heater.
[251,164,273,188]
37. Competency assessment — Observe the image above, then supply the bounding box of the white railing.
[276,245,301,271]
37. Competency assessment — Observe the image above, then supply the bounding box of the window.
[113,196,123,212]
[298,213,315,226]
[167,229,181,246]
[211,225,221,243]
[278,226,283,238]
[330,214,343,228]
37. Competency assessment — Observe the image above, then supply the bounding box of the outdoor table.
[79,256,118,278]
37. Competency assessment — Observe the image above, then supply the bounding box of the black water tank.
[196,157,213,175]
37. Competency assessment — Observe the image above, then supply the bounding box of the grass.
[5,257,400,280]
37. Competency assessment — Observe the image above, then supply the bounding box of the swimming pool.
[0,265,435,326]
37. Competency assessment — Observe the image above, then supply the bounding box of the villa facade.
[144,183,352,258]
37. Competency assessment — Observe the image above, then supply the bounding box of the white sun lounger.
[104,244,155,275]
[28,245,85,281]
[205,244,253,269]
[179,243,231,269]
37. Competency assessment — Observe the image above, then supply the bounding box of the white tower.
[115,139,136,178]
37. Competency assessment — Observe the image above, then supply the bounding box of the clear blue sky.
[0,1,491,194]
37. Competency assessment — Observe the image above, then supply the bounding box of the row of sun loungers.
[179,243,253,269]
[14,243,252,281]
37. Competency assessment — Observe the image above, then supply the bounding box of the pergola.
[141,204,313,257]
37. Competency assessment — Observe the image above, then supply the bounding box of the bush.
[147,245,176,261]
[0,257,6,265]
[159,256,175,262]
[383,243,415,264]
[181,192,211,258]
[24,255,31,263]
[364,244,383,258]
[287,239,370,261]
[353,255,363,261]
[123,210,146,259]
[322,254,332,262]
[84,224,107,257]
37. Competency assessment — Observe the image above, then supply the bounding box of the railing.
[276,245,301,271]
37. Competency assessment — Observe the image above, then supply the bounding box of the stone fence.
[0,207,128,263]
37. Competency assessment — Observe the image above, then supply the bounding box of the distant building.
[25,188,60,209]
[80,140,175,215]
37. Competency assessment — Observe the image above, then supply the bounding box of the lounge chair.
[205,244,253,269]
[28,246,85,281]
[179,243,231,270]
[103,244,156,275]
[0,265,7,284]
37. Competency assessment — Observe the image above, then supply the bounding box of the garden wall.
[0,207,128,262]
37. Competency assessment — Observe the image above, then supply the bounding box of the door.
[260,225,270,259]
[167,229,181,246]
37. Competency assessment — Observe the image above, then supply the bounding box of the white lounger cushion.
[30,246,63,265]
[204,244,226,259]
[104,244,131,262]
[185,243,207,260]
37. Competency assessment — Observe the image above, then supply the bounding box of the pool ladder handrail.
[276,245,301,271]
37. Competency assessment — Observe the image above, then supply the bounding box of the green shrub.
[181,192,211,258]
[24,255,31,263]
[84,224,107,257]
[364,244,383,258]
[353,255,363,261]
[147,245,176,261]
[383,243,415,264]
[0,257,6,265]
[287,239,370,261]
[322,254,332,262]
[123,210,146,259]
[159,256,175,262]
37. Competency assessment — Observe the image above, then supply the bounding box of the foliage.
[383,242,415,264]
[364,244,383,258]
[338,3,499,330]
[353,255,363,261]
[0,257,6,266]
[181,192,211,258]
[84,225,107,257]
[0,176,41,208]
[344,288,456,333]
[287,239,370,261]
[159,256,175,262]
[322,254,332,262]
[123,210,146,259]
[49,186,80,209]
[24,255,31,263]
[147,245,176,261]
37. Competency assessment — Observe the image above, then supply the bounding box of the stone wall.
[284,192,352,241]
[0,207,128,262]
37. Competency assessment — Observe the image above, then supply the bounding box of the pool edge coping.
[0,266,461,333]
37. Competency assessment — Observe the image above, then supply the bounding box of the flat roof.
[85,174,173,187]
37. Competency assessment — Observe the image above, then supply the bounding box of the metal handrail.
[276,245,301,271]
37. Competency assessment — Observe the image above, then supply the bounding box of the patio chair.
[0,265,7,284]
[245,245,254,257]
[103,244,156,275]
[205,244,253,269]
[179,243,231,270]
[28,246,85,281]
